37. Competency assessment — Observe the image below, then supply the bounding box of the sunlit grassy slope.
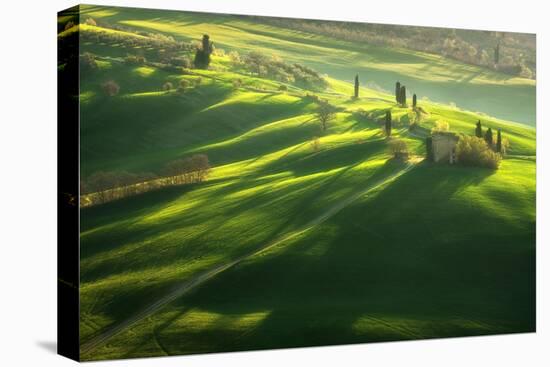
[86,159,535,360]
[71,5,536,361]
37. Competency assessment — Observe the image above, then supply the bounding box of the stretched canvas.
[58,4,536,362]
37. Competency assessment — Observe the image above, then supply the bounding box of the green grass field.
[61,5,536,361]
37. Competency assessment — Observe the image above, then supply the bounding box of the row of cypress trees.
[353,77,418,111]
[475,120,503,153]
[395,81,417,108]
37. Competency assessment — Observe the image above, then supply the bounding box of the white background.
[0,0,547,365]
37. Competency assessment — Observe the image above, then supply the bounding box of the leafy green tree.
[354,74,359,98]
[385,110,392,137]
[395,81,401,103]
[485,127,493,148]
[475,120,483,138]
[412,93,417,108]
[496,128,502,153]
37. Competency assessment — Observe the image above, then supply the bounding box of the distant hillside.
[256,17,536,79]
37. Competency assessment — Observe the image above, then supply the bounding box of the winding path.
[81,159,421,356]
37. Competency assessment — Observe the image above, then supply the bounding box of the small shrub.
[162,81,173,91]
[456,135,501,169]
[388,138,409,159]
[229,50,241,64]
[80,52,97,71]
[311,137,321,152]
[64,21,75,31]
[178,79,191,93]
[101,80,120,96]
[432,120,450,133]
[212,47,225,57]
[166,55,192,68]
[125,54,147,65]
[303,93,320,102]
[232,78,242,89]
[84,17,97,26]
[278,84,288,91]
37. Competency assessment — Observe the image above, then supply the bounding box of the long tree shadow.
[79,143,398,339]
[131,161,534,356]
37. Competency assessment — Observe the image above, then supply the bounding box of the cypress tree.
[194,34,213,69]
[426,136,433,161]
[202,34,212,54]
[494,41,500,64]
[385,110,392,137]
[485,128,493,147]
[354,74,359,98]
[395,82,401,104]
[400,85,406,106]
[412,94,417,108]
[496,129,502,153]
[475,120,483,138]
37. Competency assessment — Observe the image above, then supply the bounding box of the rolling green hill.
[59,5,536,361]
[76,4,536,125]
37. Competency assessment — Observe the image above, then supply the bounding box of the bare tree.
[87,171,118,203]
[316,100,336,132]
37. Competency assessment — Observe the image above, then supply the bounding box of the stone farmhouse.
[432,132,459,164]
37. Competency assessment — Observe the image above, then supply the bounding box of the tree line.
[475,120,506,154]
[81,154,211,206]
[232,50,328,91]
[255,17,535,79]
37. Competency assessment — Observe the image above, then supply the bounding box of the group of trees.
[76,22,214,75]
[78,19,192,54]
[163,154,211,185]
[82,170,157,204]
[81,154,211,206]
[194,35,213,69]
[450,120,508,169]
[455,135,502,169]
[475,120,506,154]
[235,51,328,91]
[395,82,407,106]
